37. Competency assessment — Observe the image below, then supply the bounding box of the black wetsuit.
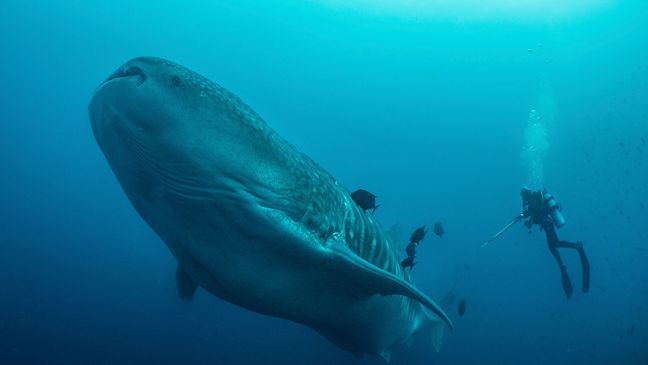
[523,190,591,298]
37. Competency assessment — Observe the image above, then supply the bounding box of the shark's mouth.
[102,66,147,87]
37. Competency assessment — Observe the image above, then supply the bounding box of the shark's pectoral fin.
[176,265,198,302]
[324,234,454,330]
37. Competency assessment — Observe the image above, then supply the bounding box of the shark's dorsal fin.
[176,265,198,302]
[324,234,454,330]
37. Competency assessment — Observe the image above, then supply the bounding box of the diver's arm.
[522,200,530,217]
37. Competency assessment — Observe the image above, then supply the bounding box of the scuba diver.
[520,187,591,298]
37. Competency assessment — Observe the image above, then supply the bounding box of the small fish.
[405,241,417,258]
[433,222,445,238]
[350,189,379,213]
[400,256,416,271]
[409,226,427,244]
[458,299,467,316]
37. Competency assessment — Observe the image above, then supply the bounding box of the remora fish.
[89,57,453,360]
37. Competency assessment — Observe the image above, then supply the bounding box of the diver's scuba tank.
[544,192,566,228]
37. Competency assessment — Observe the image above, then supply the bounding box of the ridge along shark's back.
[89,56,452,360]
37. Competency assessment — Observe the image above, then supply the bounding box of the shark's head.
[89,57,306,229]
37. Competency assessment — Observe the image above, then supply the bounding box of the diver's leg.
[548,242,574,298]
[542,221,573,298]
[556,240,578,249]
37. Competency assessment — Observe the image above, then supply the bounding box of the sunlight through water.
[317,0,617,22]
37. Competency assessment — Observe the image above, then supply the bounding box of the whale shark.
[89,57,453,360]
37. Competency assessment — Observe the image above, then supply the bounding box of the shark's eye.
[171,76,184,88]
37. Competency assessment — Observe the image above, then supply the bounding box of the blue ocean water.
[1,1,647,364]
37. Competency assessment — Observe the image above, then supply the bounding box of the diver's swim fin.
[577,242,590,293]
[560,265,573,299]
